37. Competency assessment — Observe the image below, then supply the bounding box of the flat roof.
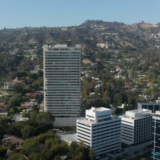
[88,107,111,112]
[121,109,152,119]
[78,118,95,124]
[43,44,81,49]
[78,115,119,124]
[57,133,76,143]
[153,115,160,119]
[138,102,158,105]
[128,109,150,113]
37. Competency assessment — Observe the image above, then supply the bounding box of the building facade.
[43,44,81,126]
[4,82,14,90]
[120,109,152,145]
[138,101,160,113]
[151,111,160,160]
[76,107,121,157]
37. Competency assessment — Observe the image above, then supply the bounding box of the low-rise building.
[91,63,97,68]
[120,109,152,145]
[12,114,29,122]
[96,43,108,48]
[4,78,25,90]
[0,103,7,112]
[2,135,24,146]
[4,82,15,90]
[21,99,37,108]
[25,92,43,98]
[138,101,160,113]
[77,107,121,157]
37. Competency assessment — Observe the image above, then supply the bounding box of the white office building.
[120,109,152,145]
[138,101,160,113]
[77,107,121,157]
[43,44,81,126]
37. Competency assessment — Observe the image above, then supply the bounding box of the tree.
[28,153,41,160]
[8,154,25,160]
[13,83,23,93]
[7,122,23,137]
[123,103,128,113]
[23,139,38,155]
[21,125,35,139]
[6,94,21,111]
[50,143,69,157]
[0,145,7,157]
[36,111,55,125]
[114,107,119,114]
[38,70,43,77]
[102,97,111,107]
[114,93,122,106]
[9,106,23,114]
[45,138,55,149]
[54,155,61,160]
[35,130,56,143]
[8,143,16,151]
[89,150,96,160]
[70,141,79,158]
[0,117,9,139]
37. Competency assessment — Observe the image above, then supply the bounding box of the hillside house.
[0,103,6,112]
[91,63,97,68]
[146,82,152,87]
[25,92,43,98]
[12,114,29,122]
[21,99,37,108]
[2,136,24,146]
[4,82,15,90]
[4,77,25,90]
[96,43,108,48]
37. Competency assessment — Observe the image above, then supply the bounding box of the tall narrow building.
[152,111,160,160]
[43,44,81,126]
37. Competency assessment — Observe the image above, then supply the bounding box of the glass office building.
[152,111,160,160]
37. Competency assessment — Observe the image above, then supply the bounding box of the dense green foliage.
[0,111,54,140]
[6,131,96,160]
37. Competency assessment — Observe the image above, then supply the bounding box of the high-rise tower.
[43,44,81,126]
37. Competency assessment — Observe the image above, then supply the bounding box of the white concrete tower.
[43,44,81,126]
[77,107,121,157]
[120,109,152,145]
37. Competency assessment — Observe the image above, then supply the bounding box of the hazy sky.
[0,0,159,29]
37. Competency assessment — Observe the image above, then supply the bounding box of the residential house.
[91,63,97,68]
[147,82,154,87]
[115,75,125,80]
[4,77,25,90]
[21,99,37,108]
[89,92,101,98]
[116,67,123,75]
[12,114,29,122]
[96,43,108,48]
[2,135,24,146]
[25,92,43,98]
[0,103,7,112]
[95,83,103,89]
[31,54,38,61]
[4,82,15,90]
[85,72,91,77]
